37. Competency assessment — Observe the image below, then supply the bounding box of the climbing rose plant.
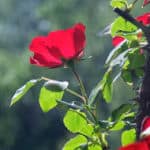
[10,0,150,149]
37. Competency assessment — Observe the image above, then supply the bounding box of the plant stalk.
[71,65,88,104]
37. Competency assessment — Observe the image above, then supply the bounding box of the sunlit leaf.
[102,70,113,103]
[110,121,125,131]
[111,17,137,37]
[121,129,136,146]
[39,80,68,112]
[10,79,40,106]
[111,0,128,8]
[39,87,64,112]
[63,109,94,136]
[88,69,113,105]
[63,135,87,150]
[88,144,102,150]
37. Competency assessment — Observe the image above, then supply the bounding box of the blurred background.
[0,0,149,149]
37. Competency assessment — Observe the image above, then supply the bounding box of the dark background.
[0,0,148,149]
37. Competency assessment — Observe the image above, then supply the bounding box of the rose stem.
[71,65,88,104]
[65,88,85,102]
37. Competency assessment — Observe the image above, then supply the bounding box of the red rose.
[112,12,150,47]
[119,138,149,150]
[119,117,150,150]
[29,23,86,68]
[136,12,150,26]
[112,36,125,47]
[142,0,150,7]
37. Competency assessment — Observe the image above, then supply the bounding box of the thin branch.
[65,88,86,103]
[71,67,88,103]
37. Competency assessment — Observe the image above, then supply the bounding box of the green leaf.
[63,135,87,150]
[111,104,132,121]
[88,144,102,150]
[121,129,136,146]
[44,80,68,91]
[88,80,103,106]
[135,68,144,77]
[110,121,125,131]
[63,109,94,136]
[105,40,128,65]
[121,70,132,84]
[127,48,145,69]
[128,40,139,48]
[88,69,113,105]
[121,48,145,83]
[111,0,128,9]
[39,87,64,112]
[102,70,113,103]
[109,50,128,68]
[10,79,40,106]
[111,17,137,37]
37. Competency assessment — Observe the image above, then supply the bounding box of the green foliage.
[89,69,113,105]
[111,17,138,38]
[44,80,69,91]
[105,40,128,66]
[101,70,113,102]
[39,82,66,112]
[111,104,133,121]
[10,79,40,106]
[121,129,136,146]
[121,48,145,84]
[39,87,63,112]
[110,121,125,131]
[111,0,128,9]
[124,48,145,70]
[63,135,87,150]
[63,109,94,136]
[88,144,102,150]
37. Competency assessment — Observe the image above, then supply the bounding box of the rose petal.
[30,53,62,68]
[73,23,86,57]
[48,23,85,60]
[119,141,149,150]
[29,36,62,67]
[141,117,150,132]
[144,136,150,148]
[112,36,125,47]
[136,13,150,26]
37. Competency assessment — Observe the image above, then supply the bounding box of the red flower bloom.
[112,12,150,47]
[136,12,150,26]
[112,36,125,47]
[29,23,86,68]
[143,0,150,7]
[119,117,150,150]
[119,137,150,150]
